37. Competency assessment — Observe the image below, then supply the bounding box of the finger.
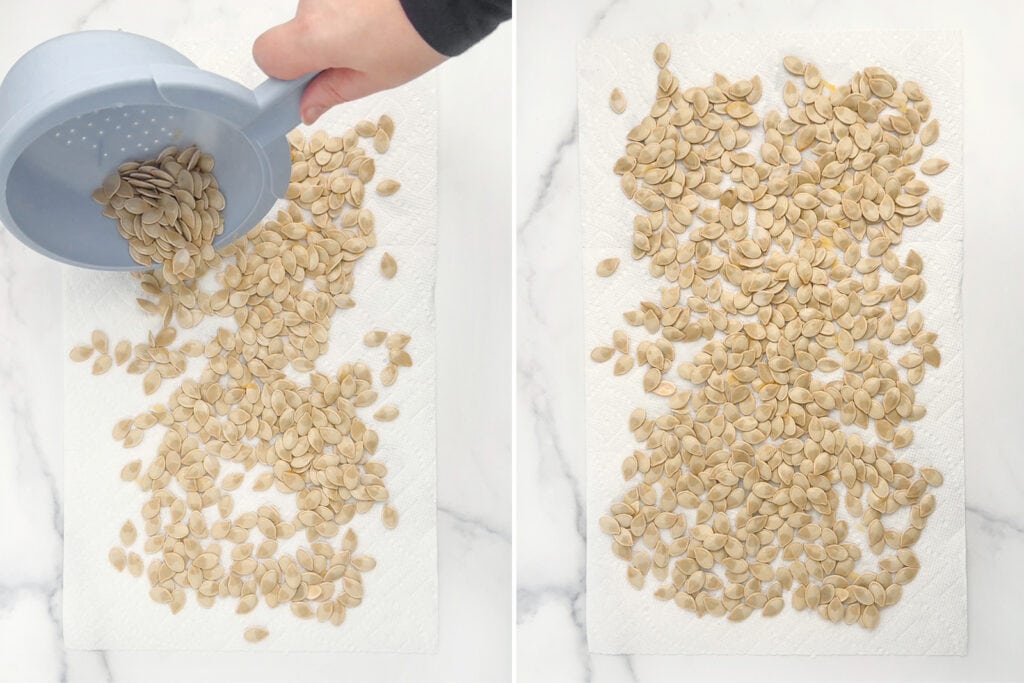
[300,68,379,124]
[253,17,327,80]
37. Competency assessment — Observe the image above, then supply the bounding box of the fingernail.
[302,105,326,125]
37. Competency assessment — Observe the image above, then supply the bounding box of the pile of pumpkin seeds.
[593,44,947,629]
[92,145,225,280]
[73,117,410,642]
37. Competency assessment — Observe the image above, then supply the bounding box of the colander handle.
[246,71,320,145]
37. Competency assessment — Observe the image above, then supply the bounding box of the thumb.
[253,17,328,80]
[300,68,379,124]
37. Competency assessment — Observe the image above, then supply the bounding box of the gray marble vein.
[72,0,113,31]
[519,357,586,539]
[10,392,64,544]
[440,505,513,542]
[517,584,590,681]
[517,124,577,232]
[967,505,1024,536]
[96,651,113,683]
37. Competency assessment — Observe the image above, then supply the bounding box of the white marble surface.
[517,0,1024,680]
[0,1,512,681]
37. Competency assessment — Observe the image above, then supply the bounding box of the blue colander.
[0,30,316,270]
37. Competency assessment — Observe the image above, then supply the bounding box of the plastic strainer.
[0,30,317,270]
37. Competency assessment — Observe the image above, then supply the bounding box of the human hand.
[253,0,446,124]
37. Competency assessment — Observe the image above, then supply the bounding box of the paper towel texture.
[63,47,438,651]
[581,33,965,654]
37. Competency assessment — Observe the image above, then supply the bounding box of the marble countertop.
[517,0,1024,681]
[0,1,512,681]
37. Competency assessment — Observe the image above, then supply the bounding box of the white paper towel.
[63,43,438,652]
[581,32,965,654]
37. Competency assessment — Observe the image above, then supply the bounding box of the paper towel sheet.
[63,47,438,651]
[581,33,965,654]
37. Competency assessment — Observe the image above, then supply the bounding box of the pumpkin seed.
[119,520,137,546]
[364,330,388,347]
[120,460,141,481]
[783,55,805,75]
[108,546,126,571]
[653,43,671,68]
[114,340,132,365]
[90,330,108,353]
[373,404,399,421]
[613,354,634,375]
[380,252,397,279]
[596,257,620,277]
[243,626,269,643]
[92,354,112,375]
[609,88,627,114]
[921,158,949,175]
[382,504,399,529]
[920,119,939,145]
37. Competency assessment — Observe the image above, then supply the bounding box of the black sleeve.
[399,0,512,57]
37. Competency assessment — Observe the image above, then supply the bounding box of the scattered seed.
[653,43,671,68]
[382,504,399,529]
[921,158,949,175]
[380,252,397,279]
[108,546,126,571]
[119,520,137,546]
[91,354,112,375]
[921,467,944,487]
[252,471,274,492]
[783,55,805,75]
[596,257,620,277]
[142,370,161,395]
[112,418,132,440]
[120,460,141,481]
[114,340,132,365]
[920,119,939,145]
[763,597,784,617]
[612,330,628,354]
[364,330,388,346]
[376,179,401,196]
[221,472,245,491]
[609,88,627,114]
[153,327,176,347]
[91,330,108,354]
[373,129,390,154]
[243,626,269,643]
[373,404,399,422]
